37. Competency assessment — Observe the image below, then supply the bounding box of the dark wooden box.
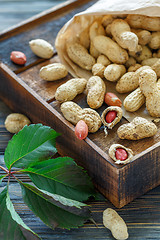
[0,0,160,208]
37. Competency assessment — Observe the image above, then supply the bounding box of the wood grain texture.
[19,55,72,102]
[0,0,160,210]
[0,108,160,240]
[0,0,97,73]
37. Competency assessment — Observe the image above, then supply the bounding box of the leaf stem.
[0,165,9,174]
[8,175,10,185]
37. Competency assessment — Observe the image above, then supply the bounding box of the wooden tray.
[0,0,160,208]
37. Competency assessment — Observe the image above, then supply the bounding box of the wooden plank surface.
[1,99,160,239]
[1,0,160,239]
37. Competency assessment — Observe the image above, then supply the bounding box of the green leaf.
[0,175,7,185]
[22,157,96,202]
[0,187,41,240]
[19,182,91,230]
[4,124,59,170]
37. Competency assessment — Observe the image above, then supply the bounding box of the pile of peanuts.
[56,14,159,164]
[9,14,160,166]
[65,14,160,118]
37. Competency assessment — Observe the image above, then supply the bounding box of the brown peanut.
[126,15,160,31]
[103,208,129,240]
[93,35,128,64]
[79,27,90,49]
[5,113,31,134]
[29,39,54,59]
[39,63,68,81]
[123,88,145,112]
[125,57,136,68]
[139,68,160,117]
[141,58,159,67]
[89,21,105,58]
[128,64,142,72]
[117,117,157,140]
[92,63,105,78]
[111,19,139,52]
[97,55,111,66]
[135,46,152,63]
[131,29,152,46]
[55,78,87,102]
[104,64,126,82]
[86,76,106,109]
[149,32,160,49]
[116,66,151,93]
[101,15,114,27]
[66,42,95,70]
[60,101,102,133]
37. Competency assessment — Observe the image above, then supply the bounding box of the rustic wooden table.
[1,0,160,239]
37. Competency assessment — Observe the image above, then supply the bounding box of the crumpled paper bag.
[55,0,160,122]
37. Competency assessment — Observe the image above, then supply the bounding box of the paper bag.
[55,0,160,122]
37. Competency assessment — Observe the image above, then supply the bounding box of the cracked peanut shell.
[109,144,133,165]
[101,106,123,129]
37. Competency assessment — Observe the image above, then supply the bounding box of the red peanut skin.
[10,51,27,65]
[104,92,122,107]
[105,111,117,123]
[75,120,88,140]
[115,148,128,161]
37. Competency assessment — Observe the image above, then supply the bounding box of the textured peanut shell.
[60,101,101,133]
[109,144,133,165]
[93,35,128,64]
[128,64,142,72]
[104,64,126,82]
[5,113,31,134]
[111,19,139,52]
[90,41,100,59]
[126,15,160,31]
[97,55,111,66]
[125,57,136,68]
[135,45,152,63]
[79,27,90,49]
[131,29,151,46]
[128,44,142,58]
[116,66,151,93]
[139,69,160,117]
[89,21,105,59]
[105,24,112,37]
[141,58,159,67]
[123,88,145,112]
[86,76,106,109]
[89,21,105,41]
[101,15,114,27]
[92,63,105,78]
[117,117,157,140]
[66,42,95,70]
[29,39,54,59]
[101,106,123,129]
[103,208,129,240]
[149,32,160,49]
[39,63,68,81]
[151,59,160,78]
[55,78,87,102]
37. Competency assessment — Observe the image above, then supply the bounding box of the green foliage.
[22,157,96,201]
[0,187,41,240]
[19,182,90,230]
[0,124,98,239]
[4,124,59,170]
